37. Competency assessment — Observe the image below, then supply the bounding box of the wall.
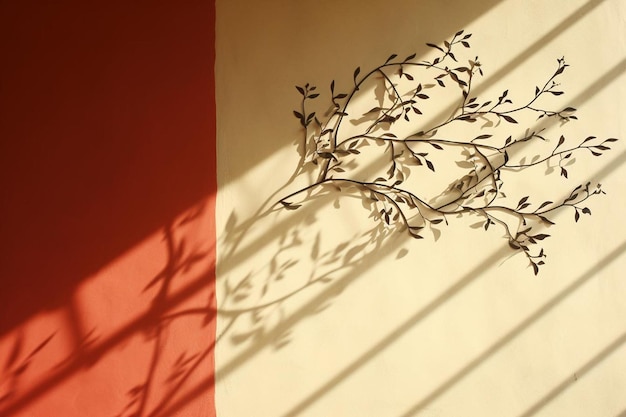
[215,1,626,416]
[0,1,217,416]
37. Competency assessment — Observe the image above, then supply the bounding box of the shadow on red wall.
[0,1,216,416]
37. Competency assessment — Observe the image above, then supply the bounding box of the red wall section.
[0,1,217,416]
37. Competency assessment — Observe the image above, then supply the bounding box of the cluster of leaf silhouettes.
[278,30,617,275]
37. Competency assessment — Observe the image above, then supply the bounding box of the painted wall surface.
[216,1,626,416]
[1,1,217,416]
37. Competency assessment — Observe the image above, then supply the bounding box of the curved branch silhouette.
[278,30,618,275]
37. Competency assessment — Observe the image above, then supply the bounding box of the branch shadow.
[150,7,624,417]
[0,332,56,406]
[3,1,620,415]
[112,214,215,417]
[0,202,216,417]
[3,3,619,416]
[212,41,625,417]
[147,62,623,417]
[214,28,626,356]
[0,0,217,341]
[216,0,504,184]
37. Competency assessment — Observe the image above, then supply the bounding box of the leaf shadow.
[0,331,57,406]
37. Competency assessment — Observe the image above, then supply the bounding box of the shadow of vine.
[105,31,621,417]
[6,29,614,417]
[0,332,56,406]
[213,30,619,364]
[113,209,215,417]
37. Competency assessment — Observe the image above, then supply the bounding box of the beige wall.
[215,1,626,416]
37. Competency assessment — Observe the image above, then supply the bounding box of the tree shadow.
[0,202,216,417]
[4,17,619,417]
[112,213,215,417]
[212,28,622,417]
[0,0,217,341]
[109,188,396,417]
[0,332,56,406]
[218,196,396,351]
[130,10,623,417]
[209,27,622,364]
